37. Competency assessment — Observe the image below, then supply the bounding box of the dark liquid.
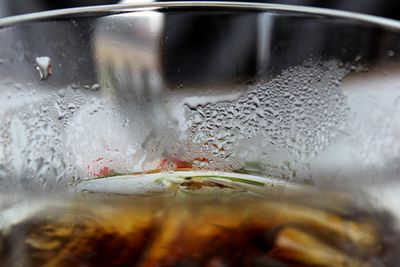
[0,196,398,267]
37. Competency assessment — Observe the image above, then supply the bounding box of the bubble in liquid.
[35,56,52,80]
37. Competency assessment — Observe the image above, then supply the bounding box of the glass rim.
[0,1,399,30]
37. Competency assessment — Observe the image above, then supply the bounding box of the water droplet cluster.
[185,59,350,162]
[0,81,104,191]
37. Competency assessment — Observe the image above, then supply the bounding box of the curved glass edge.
[0,1,399,30]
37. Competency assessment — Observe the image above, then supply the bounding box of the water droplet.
[193,114,202,124]
[34,157,45,174]
[54,102,65,120]
[67,103,76,110]
[35,56,52,80]
[122,118,130,128]
[88,108,98,115]
[90,83,100,91]
[192,158,210,168]
[255,108,264,118]
[71,82,80,89]
[388,50,395,57]
[57,88,66,98]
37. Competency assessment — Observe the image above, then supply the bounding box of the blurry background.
[1,0,400,20]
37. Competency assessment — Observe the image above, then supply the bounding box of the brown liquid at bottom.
[0,196,398,267]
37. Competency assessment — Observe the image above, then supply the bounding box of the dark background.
[1,0,400,20]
